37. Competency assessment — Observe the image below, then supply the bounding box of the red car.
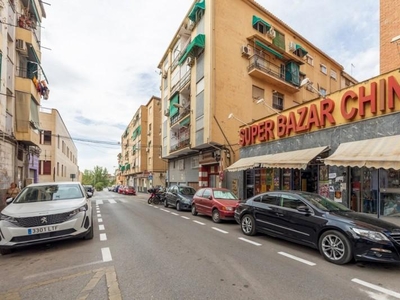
[191,188,239,223]
[118,186,125,194]
[123,186,136,195]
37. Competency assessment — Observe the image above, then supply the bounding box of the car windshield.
[298,192,352,212]
[213,190,238,200]
[14,184,84,203]
[179,187,196,195]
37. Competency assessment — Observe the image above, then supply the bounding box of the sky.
[40,0,379,174]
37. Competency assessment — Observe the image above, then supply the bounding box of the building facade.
[38,108,78,182]
[157,0,356,190]
[118,96,166,192]
[0,0,48,201]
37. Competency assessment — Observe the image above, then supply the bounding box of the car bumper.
[180,203,191,210]
[0,212,92,250]
[234,211,241,224]
[353,239,400,263]
[220,211,236,220]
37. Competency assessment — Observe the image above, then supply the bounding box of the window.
[305,55,314,66]
[319,87,327,97]
[273,30,285,50]
[252,85,264,102]
[191,156,199,168]
[253,22,267,34]
[272,92,284,111]
[57,162,59,176]
[43,131,52,145]
[203,189,212,198]
[320,64,327,75]
[330,70,337,80]
[43,161,51,175]
[345,78,351,87]
[261,194,279,205]
[281,195,304,210]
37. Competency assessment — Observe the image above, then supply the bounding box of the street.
[1,190,400,300]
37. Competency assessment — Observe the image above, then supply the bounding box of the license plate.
[28,225,58,235]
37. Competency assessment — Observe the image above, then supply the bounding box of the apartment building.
[118,96,166,192]
[0,0,48,197]
[380,0,400,74]
[38,108,78,183]
[157,0,356,190]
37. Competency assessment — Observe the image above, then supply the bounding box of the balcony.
[15,91,40,146]
[247,55,300,94]
[15,67,41,104]
[171,71,191,96]
[170,106,191,127]
[16,26,41,63]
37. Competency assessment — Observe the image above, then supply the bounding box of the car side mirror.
[87,192,93,198]
[297,205,311,215]
[208,196,213,200]
[5,198,14,205]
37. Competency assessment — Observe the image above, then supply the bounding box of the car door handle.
[275,213,284,217]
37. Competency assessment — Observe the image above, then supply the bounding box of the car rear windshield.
[179,187,196,195]
[213,190,238,200]
[14,184,84,203]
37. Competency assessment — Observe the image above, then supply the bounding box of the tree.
[82,166,110,191]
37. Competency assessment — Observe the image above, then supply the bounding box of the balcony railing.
[170,106,191,126]
[170,71,191,95]
[248,54,285,80]
[170,137,190,152]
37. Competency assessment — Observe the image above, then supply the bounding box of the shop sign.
[239,71,400,146]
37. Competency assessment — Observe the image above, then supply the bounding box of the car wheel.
[84,220,94,240]
[241,214,256,236]
[176,201,181,211]
[148,197,152,204]
[164,198,168,207]
[191,205,198,216]
[0,248,12,255]
[212,209,221,223]
[319,230,353,265]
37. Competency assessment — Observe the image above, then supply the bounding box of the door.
[201,188,213,216]
[252,193,284,235]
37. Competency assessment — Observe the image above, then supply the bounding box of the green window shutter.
[170,93,179,117]
[273,31,285,51]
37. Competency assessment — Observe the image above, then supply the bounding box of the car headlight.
[352,228,390,241]
[68,204,88,218]
[0,213,18,225]
[222,206,234,211]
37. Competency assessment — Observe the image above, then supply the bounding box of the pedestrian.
[4,182,20,203]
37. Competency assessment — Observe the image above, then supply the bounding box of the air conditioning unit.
[266,27,276,39]
[16,39,28,55]
[288,41,296,51]
[241,45,251,57]
[186,57,194,66]
[164,109,170,117]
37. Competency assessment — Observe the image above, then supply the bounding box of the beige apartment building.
[157,0,356,189]
[38,108,79,183]
[0,0,48,200]
[118,96,166,192]
[380,0,400,74]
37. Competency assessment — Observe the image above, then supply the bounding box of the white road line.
[100,233,107,241]
[160,209,171,212]
[170,212,179,216]
[97,214,102,218]
[212,227,228,234]
[181,216,190,220]
[149,204,154,207]
[352,278,400,299]
[238,237,262,246]
[152,206,158,208]
[278,252,316,266]
[96,200,104,205]
[99,224,105,231]
[108,199,117,204]
[98,218,103,223]
[193,220,205,225]
[101,247,112,262]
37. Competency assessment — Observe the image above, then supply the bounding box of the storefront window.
[380,169,400,217]
[282,168,291,190]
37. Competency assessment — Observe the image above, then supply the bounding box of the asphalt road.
[1,190,400,300]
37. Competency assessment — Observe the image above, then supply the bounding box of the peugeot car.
[0,182,93,255]
[235,190,400,265]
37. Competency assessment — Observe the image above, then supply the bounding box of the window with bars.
[43,130,52,145]
[272,92,284,111]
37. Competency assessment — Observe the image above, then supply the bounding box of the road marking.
[96,200,104,205]
[152,206,158,208]
[193,220,205,225]
[101,247,112,262]
[100,233,107,241]
[278,252,316,266]
[238,237,262,246]
[181,216,190,220]
[99,224,105,231]
[352,278,400,299]
[98,218,103,223]
[108,199,117,204]
[149,204,154,207]
[160,209,171,212]
[170,212,179,216]
[97,214,102,218]
[212,227,228,234]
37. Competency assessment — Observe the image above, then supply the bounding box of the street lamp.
[255,98,282,115]
[300,78,326,98]
[228,113,249,126]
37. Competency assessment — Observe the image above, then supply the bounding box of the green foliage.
[95,182,104,191]
[81,166,111,190]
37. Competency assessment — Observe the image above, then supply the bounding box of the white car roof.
[26,182,83,187]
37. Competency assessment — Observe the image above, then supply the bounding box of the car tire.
[84,220,94,240]
[0,248,12,255]
[164,199,168,207]
[191,205,198,216]
[319,230,353,265]
[241,214,256,236]
[176,201,181,211]
[212,209,221,223]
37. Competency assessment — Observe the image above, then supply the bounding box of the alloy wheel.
[321,234,345,261]
[241,215,254,235]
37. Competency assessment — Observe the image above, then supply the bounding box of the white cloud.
[40,0,380,172]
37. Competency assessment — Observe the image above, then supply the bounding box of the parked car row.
[157,186,400,265]
[110,185,136,195]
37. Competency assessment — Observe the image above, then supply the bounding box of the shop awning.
[259,146,329,170]
[226,155,264,172]
[188,0,205,22]
[178,34,205,64]
[252,15,271,30]
[324,135,400,170]
[255,40,283,59]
